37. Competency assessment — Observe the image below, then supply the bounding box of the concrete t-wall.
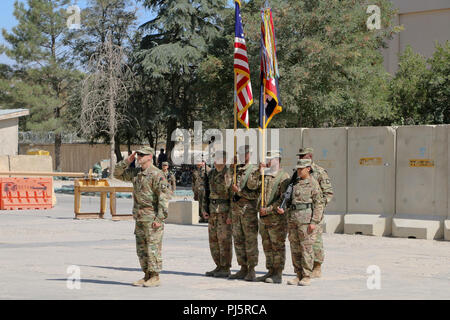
[0,118,19,156]
[393,125,448,240]
[345,127,396,236]
[302,127,348,233]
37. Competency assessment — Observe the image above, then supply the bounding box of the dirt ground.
[0,192,449,300]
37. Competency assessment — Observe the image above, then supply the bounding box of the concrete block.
[303,127,347,216]
[393,214,444,240]
[393,125,448,240]
[167,200,199,225]
[9,155,53,173]
[344,213,392,236]
[444,220,450,241]
[346,127,396,236]
[323,213,344,233]
[0,156,9,172]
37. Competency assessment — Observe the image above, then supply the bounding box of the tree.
[80,34,133,174]
[197,0,401,128]
[67,0,138,65]
[0,0,80,171]
[134,0,228,160]
[389,46,429,125]
[426,41,450,124]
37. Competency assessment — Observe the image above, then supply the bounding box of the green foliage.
[389,42,450,125]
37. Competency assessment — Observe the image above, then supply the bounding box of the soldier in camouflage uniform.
[113,146,171,287]
[202,150,233,278]
[229,145,261,281]
[161,162,176,192]
[297,147,334,278]
[256,150,290,284]
[283,158,324,286]
[192,158,211,222]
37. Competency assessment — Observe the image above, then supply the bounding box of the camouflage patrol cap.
[136,146,155,155]
[162,161,169,166]
[296,147,314,156]
[295,158,312,168]
[238,145,253,154]
[266,149,282,159]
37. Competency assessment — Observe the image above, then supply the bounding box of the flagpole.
[261,80,266,208]
[234,73,237,185]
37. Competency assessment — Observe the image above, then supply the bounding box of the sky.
[0,0,237,65]
[0,0,154,65]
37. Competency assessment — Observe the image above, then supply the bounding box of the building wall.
[383,0,450,74]
[0,118,19,156]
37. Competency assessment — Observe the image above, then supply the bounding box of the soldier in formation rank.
[192,157,211,222]
[229,145,261,281]
[256,150,290,284]
[281,158,324,286]
[202,150,233,278]
[297,147,333,278]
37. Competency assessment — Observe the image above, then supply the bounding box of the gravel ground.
[0,193,449,300]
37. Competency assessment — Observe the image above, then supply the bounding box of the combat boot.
[255,268,273,282]
[228,265,248,280]
[132,272,150,287]
[265,268,282,284]
[244,266,256,282]
[298,276,311,286]
[143,272,161,287]
[311,262,322,278]
[213,267,231,278]
[205,266,220,277]
[287,274,301,285]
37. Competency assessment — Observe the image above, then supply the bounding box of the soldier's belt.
[210,199,229,205]
[290,203,312,210]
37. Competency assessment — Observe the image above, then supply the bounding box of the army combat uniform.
[192,164,211,221]
[298,148,334,277]
[113,146,171,287]
[257,155,290,284]
[230,159,261,281]
[287,159,324,286]
[204,162,233,278]
[161,162,176,192]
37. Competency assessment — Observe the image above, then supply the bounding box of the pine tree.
[134,0,228,160]
[0,0,81,171]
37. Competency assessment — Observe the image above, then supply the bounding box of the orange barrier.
[0,177,53,210]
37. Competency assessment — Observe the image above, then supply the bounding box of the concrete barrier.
[0,156,9,172]
[8,155,56,206]
[393,125,448,240]
[167,200,199,225]
[345,127,396,236]
[447,125,450,241]
[9,155,53,173]
[303,127,347,233]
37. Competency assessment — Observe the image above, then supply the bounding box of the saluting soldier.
[113,146,171,288]
[256,150,290,284]
[297,147,333,278]
[202,150,233,278]
[229,145,261,281]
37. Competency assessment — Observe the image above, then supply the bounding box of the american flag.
[259,4,282,129]
[234,0,253,129]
